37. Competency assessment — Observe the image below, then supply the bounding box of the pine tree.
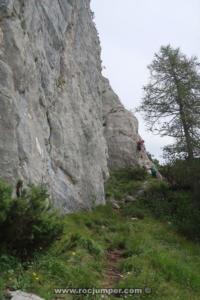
[138,45,200,160]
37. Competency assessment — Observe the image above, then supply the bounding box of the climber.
[150,165,157,178]
[16,179,23,198]
[137,138,145,159]
[137,138,145,151]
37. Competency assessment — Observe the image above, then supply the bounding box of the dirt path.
[102,249,124,288]
[102,182,149,290]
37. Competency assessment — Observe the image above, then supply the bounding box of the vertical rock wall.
[0,0,149,211]
[102,78,141,169]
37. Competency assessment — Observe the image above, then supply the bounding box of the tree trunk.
[179,102,194,160]
[170,63,194,160]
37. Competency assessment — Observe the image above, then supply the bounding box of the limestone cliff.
[0,0,148,212]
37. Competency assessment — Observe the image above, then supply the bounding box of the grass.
[105,168,146,200]
[1,168,200,299]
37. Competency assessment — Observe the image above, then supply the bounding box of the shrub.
[0,183,64,259]
[0,180,13,224]
[160,158,200,191]
[112,167,147,181]
[162,158,200,217]
[140,180,174,218]
[105,167,147,199]
[140,180,200,240]
[0,254,19,272]
[65,233,103,256]
[145,180,170,198]
[175,198,200,241]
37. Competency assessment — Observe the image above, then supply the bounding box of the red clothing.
[137,139,145,151]
[138,139,144,145]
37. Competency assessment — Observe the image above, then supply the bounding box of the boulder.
[8,291,44,300]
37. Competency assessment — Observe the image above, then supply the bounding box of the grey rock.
[9,290,44,300]
[0,0,15,20]
[125,195,136,203]
[0,0,150,211]
[0,0,108,212]
[102,78,140,169]
[112,202,120,209]
[102,78,151,170]
[109,198,121,209]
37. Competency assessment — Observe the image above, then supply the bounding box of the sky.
[91,0,200,161]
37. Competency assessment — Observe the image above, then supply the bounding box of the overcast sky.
[91,0,200,161]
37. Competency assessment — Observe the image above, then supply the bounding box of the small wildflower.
[72,252,76,256]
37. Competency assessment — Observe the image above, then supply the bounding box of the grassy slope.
[1,173,200,300]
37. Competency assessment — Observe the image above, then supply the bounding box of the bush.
[145,180,170,198]
[140,180,200,240]
[175,198,200,241]
[0,180,13,223]
[65,233,103,256]
[141,180,175,218]
[160,158,200,191]
[105,167,147,199]
[160,158,200,214]
[111,167,147,181]
[0,183,64,259]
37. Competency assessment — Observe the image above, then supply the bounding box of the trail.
[102,182,149,289]
[102,249,124,288]
[102,183,148,289]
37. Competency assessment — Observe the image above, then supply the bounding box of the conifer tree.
[138,45,200,159]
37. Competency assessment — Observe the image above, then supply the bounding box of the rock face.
[102,78,140,169]
[9,290,44,300]
[0,0,149,211]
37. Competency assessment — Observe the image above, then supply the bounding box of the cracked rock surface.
[0,0,149,211]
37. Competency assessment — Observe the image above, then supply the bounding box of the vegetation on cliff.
[0,169,200,299]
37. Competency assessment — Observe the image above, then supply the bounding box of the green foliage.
[147,152,160,169]
[65,233,103,256]
[137,45,200,159]
[160,158,200,235]
[111,167,147,181]
[139,157,200,241]
[1,194,200,299]
[0,180,13,223]
[105,167,147,199]
[0,183,63,259]
[161,158,200,191]
[117,218,200,300]
[0,254,19,273]
[1,172,200,299]
[145,180,170,197]
[141,179,200,240]
[56,75,66,88]
[121,201,145,219]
